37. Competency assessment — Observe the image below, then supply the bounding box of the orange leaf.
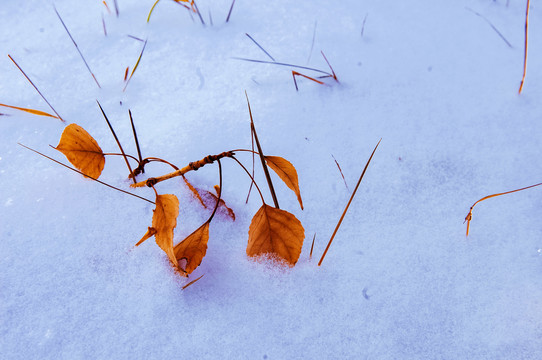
[265,156,304,210]
[174,222,210,275]
[182,175,207,208]
[247,204,305,265]
[54,124,105,179]
[135,227,156,246]
[153,194,180,267]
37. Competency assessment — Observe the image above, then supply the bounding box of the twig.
[519,0,530,94]
[54,6,101,88]
[318,139,381,266]
[19,143,154,204]
[131,151,235,188]
[7,55,65,122]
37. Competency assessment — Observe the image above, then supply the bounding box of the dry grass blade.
[245,33,275,61]
[54,6,101,88]
[292,71,324,91]
[234,57,333,77]
[318,139,381,266]
[519,0,530,93]
[361,13,368,38]
[226,0,236,22]
[182,274,205,290]
[123,39,148,92]
[246,92,280,209]
[466,8,512,48]
[320,51,338,81]
[0,103,60,119]
[147,0,161,22]
[8,55,64,122]
[97,101,136,182]
[332,154,349,190]
[19,143,154,204]
[465,181,542,236]
[310,233,316,259]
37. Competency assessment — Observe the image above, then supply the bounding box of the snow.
[1,0,542,358]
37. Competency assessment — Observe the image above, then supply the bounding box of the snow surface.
[1,0,542,358]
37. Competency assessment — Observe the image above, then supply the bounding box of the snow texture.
[1,0,542,359]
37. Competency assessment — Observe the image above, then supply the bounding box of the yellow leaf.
[247,204,305,265]
[265,156,303,210]
[54,124,105,179]
[174,222,210,275]
[153,194,180,267]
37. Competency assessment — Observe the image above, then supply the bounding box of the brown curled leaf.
[54,123,105,179]
[247,204,305,266]
[202,189,235,221]
[174,222,210,275]
[265,156,303,210]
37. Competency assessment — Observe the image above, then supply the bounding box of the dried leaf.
[55,124,105,179]
[184,178,235,221]
[182,175,207,208]
[247,204,304,265]
[174,222,210,275]
[135,227,156,246]
[265,156,303,210]
[153,194,180,266]
[199,185,235,221]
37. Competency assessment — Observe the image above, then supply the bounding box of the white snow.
[1,0,542,359]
